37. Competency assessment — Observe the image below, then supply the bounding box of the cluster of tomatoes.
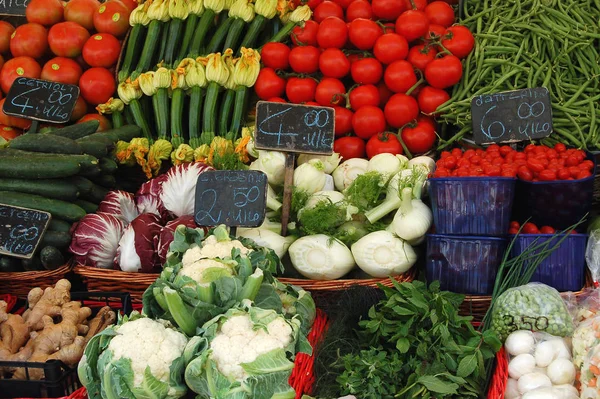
[433,144,594,181]
[255,0,473,160]
[508,221,578,235]
[0,0,133,139]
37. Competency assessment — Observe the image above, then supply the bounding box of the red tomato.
[317,17,348,49]
[48,22,90,58]
[384,93,419,128]
[285,77,317,103]
[395,10,430,42]
[0,57,41,94]
[426,24,446,41]
[82,33,121,68]
[319,48,350,78]
[79,67,115,105]
[332,0,353,9]
[0,124,21,141]
[93,0,131,38]
[407,44,437,71]
[0,22,15,54]
[64,0,101,30]
[0,98,31,130]
[254,68,286,100]
[117,0,138,12]
[352,105,386,140]
[401,119,436,153]
[349,84,380,110]
[306,0,323,9]
[348,18,382,51]
[26,0,64,26]
[351,58,383,85]
[384,60,417,93]
[346,0,372,21]
[366,132,403,158]
[41,57,83,85]
[70,95,88,121]
[403,0,427,10]
[261,42,290,70]
[441,25,475,59]
[266,97,287,103]
[288,46,321,74]
[374,33,408,65]
[315,78,346,106]
[417,86,450,114]
[77,113,111,131]
[371,0,406,20]
[10,23,48,59]
[510,221,521,229]
[522,222,540,234]
[291,20,319,47]
[424,55,462,89]
[424,1,455,27]
[333,106,353,136]
[540,226,556,234]
[334,136,366,159]
[377,80,394,104]
[313,1,344,22]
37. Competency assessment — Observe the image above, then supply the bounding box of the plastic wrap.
[586,230,600,286]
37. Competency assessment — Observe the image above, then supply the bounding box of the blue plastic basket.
[426,234,508,295]
[510,234,588,292]
[428,177,516,235]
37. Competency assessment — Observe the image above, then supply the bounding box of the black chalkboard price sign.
[0,0,28,16]
[194,171,267,229]
[254,101,335,155]
[471,88,553,144]
[3,77,79,125]
[0,204,51,259]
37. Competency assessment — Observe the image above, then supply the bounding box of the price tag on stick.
[0,204,51,259]
[254,101,335,236]
[471,87,553,144]
[3,77,80,133]
[194,170,268,235]
[0,0,28,16]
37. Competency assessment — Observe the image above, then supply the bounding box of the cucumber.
[40,246,65,270]
[50,120,100,140]
[0,178,79,201]
[80,182,110,204]
[22,256,44,271]
[99,157,118,174]
[41,231,71,249]
[78,164,102,177]
[9,133,83,154]
[90,173,117,189]
[0,256,22,272]
[0,153,81,179]
[0,191,86,222]
[75,137,111,158]
[74,199,99,213]
[92,125,142,143]
[48,219,72,233]
[70,176,94,195]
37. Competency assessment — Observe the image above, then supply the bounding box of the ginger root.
[23,279,72,331]
[0,301,29,356]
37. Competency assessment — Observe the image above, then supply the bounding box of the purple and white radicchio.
[97,191,139,224]
[156,215,197,263]
[115,213,163,273]
[69,213,126,269]
[160,162,213,218]
[135,173,170,221]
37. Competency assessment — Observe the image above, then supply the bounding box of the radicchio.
[97,191,139,224]
[156,215,197,263]
[69,213,126,269]
[135,173,170,221]
[160,162,213,218]
[115,213,163,273]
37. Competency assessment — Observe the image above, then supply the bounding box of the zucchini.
[80,182,110,204]
[74,199,99,213]
[0,256,22,272]
[22,256,44,271]
[177,14,200,61]
[92,125,142,143]
[134,20,162,77]
[9,133,83,154]
[219,89,235,139]
[229,86,249,140]
[50,120,100,140]
[206,16,233,54]
[223,18,246,54]
[70,176,94,195]
[75,137,111,158]
[154,88,170,141]
[99,157,118,174]
[119,24,147,83]
[188,86,204,149]
[164,18,184,66]
[0,154,81,179]
[189,9,217,57]
[171,88,186,148]
[40,246,65,270]
[90,173,117,189]
[201,81,220,145]
[0,178,79,201]
[48,219,72,233]
[0,191,86,222]
[40,231,72,249]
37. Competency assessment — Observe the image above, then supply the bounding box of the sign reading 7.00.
[3,77,79,123]
[471,88,553,144]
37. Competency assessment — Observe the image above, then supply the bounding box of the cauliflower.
[179,258,234,285]
[182,236,253,265]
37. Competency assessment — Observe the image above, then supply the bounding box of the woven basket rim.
[278,268,417,291]
[0,264,71,280]
[74,264,160,282]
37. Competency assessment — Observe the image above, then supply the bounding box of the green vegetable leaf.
[457,354,477,378]
[396,337,410,353]
[482,330,503,352]
[242,348,295,375]
[417,376,458,395]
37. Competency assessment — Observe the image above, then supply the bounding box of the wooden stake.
[280,153,296,236]
[28,120,39,134]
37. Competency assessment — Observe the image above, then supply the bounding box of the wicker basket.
[487,347,508,399]
[73,265,159,303]
[278,268,417,291]
[0,265,72,298]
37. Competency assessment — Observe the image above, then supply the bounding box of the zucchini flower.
[194,144,210,163]
[289,4,311,23]
[114,140,136,166]
[169,0,189,19]
[188,0,204,14]
[130,2,152,25]
[147,139,174,177]
[171,143,195,165]
[223,0,237,9]
[138,71,157,96]
[117,80,143,105]
[171,65,189,91]
[233,47,260,88]
[208,137,233,164]
[204,0,225,13]
[234,134,251,164]
[254,0,277,18]
[204,51,231,86]
[153,67,171,91]
[276,0,293,23]
[181,58,206,88]
[229,0,254,22]
[243,126,259,158]
[223,55,238,91]
[147,0,171,21]
[96,97,124,115]
[127,138,151,170]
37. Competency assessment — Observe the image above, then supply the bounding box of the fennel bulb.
[297,153,342,174]
[266,184,282,212]
[288,235,355,280]
[367,153,408,182]
[351,231,416,277]
[332,158,369,191]
[237,228,296,259]
[249,151,286,186]
[408,156,436,173]
[392,187,432,242]
[294,160,327,194]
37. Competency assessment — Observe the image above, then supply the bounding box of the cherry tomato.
[79,67,116,105]
[313,1,344,22]
[0,22,15,54]
[517,166,533,181]
[407,44,437,71]
[70,95,88,121]
[352,105,386,140]
[395,10,430,42]
[0,57,41,94]
[261,42,290,70]
[540,226,556,234]
[346,0,372,21]
[319,48,350,78]
[285,77,317,103]
[538,169,557,181]
[64,0,101,30]
[0,98,31,130]
[266,97,287,103]
[366,132,403,158]
[349,84,380,110]
[554,143,567,153]
[317,17,348,49]
[351,57,383,85]
[93,0,131,38]
[82,33,121,68]
[373,33,408,65]
[522,222,540,234]
[291,20,319,47]
[371,0,406,20]
[441,25,475,59]
[417,86,450,115]
[510,221,521,229]
[41,57,83,85]
[401,119,436,153]
[77,113,112,131]
[384,60,417,93]
[48,22,90,58]
[403,0,428,10]
[384,93,419,128]
[424,55,463,89]
[254,68,286,100]
[332,0,353,9]
[333,106,353,136]
[10,23,48,59]
[377,80,394,104]
[424,1,455,27]
[315,77,346,106]
[577,170,592,180]
[508,228,519,235]
[425,23,447,41]
[334,136,366,159]
[26,0,64,26]
[288,45,321,74]
[348,18,382,51]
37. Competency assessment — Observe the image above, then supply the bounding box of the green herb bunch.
[335,280,502,399]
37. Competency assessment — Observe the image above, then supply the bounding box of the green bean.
[562,80,593,107]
